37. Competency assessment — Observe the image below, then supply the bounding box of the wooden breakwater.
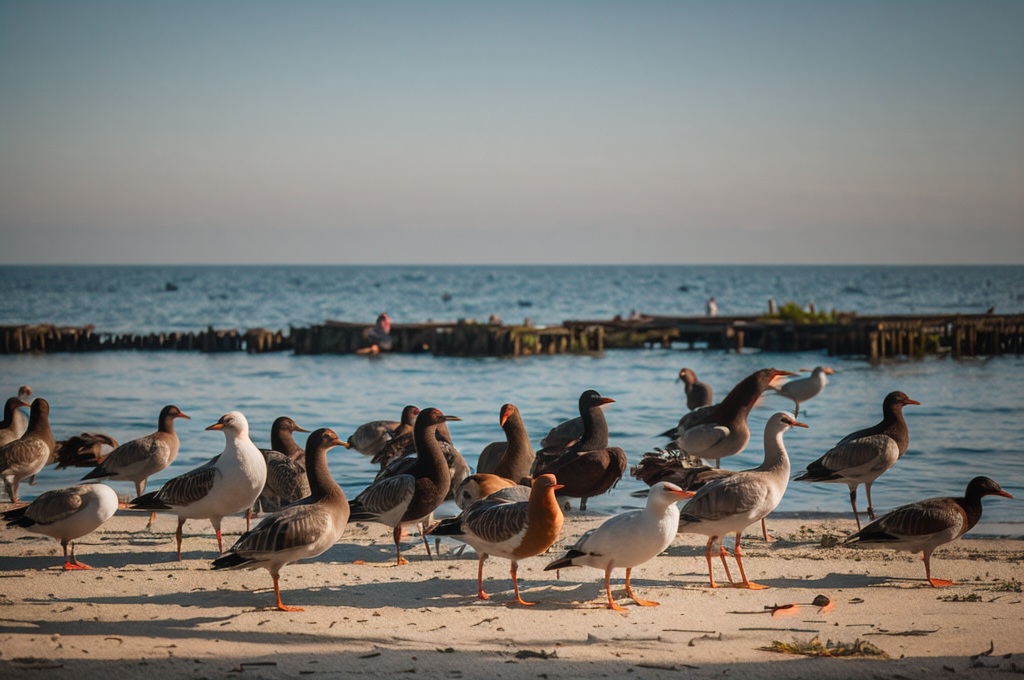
[1,313,1022,359]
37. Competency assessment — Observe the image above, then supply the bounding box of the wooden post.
[869,332,879,360]
[735,330,744,354]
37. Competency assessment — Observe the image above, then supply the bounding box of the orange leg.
[216,529,223,554]
[625,567,658,606]
[924,551,955,587]
[761,517,775,543]
[510,561,535,606]
[477,554,490,600]
[719,543,734,584]
[731,533,768,589]
[245,508,252,532]
[175,518,185,561]
[605,567,627,611]
[147,512,157,529]
[273,575,304,612]
[393,525,409,565]
[62,542,92,570]
[704,537,719,588]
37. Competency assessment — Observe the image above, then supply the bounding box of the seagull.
[130,411,267,559]
[81,405,190,527]
[794,391,919,530]
[844,476,1013,587]
[0,399,56,503]
[429,474,565,605]
[544,481,694,610]
[677,412,806,589]
[347,408,459,565]
[3,483,119,570]
[771,366,834,416]
[213,429,352,611]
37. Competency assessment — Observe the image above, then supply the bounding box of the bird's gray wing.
[156,465,219,506]
[679,474,766,523]
[464,499,529,544]
[25,485,87,525]
[354,474,416,517]
[230,500,330,554]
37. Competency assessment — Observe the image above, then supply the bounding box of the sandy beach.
[1,510,1021,679]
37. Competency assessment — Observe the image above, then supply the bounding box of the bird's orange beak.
[995,490,1014,499]
[176,411,191,420]
[671,488,696,498]
[295,425,310,433]
[598,397,615,406]
[205,422,224,431]
[904,398,921,406]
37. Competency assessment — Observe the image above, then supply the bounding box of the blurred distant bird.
[771,366,834,417]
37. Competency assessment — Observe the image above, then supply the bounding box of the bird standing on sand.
[678,368,713,411]
[677,412,806,589]
[545,481,694,610]
[531,390,627,511]
[3,483,119,570]
[771,366,834,416]
[0,399,56,503]
[844,476,1012,587]
[347,408,459,565]
[130,411,267,559]
[794,391,919,530]
[429,474,565,605]
[81,405,190,527]
[213,429,352,611]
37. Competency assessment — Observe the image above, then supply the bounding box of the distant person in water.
[706,297,718,317]
[358,312,393,355]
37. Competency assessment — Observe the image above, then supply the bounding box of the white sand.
[1,511,1022,679]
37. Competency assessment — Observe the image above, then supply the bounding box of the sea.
[1,265,1022,531]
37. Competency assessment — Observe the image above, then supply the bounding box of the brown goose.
[655,368,796,468]
[794,391,919,530]
[55,433,120,470]
[256,417,311,513]
[0,399,56,503]
[373,418,470,504]
[81,405,189,527]
[531,390,627,511]
[0,397,32,448]
[475,404,535,483]
[213,429,352,611]
[429,474,565,605]
[459,404,535,509]
[844,477,1012,587]
[678,368,713,411]
[348,405,418,458]
[347,408,460,564]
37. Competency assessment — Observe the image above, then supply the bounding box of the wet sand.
[1,512,1022,679]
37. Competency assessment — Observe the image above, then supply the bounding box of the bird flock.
[0,366,1014,612]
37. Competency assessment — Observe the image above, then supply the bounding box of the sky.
[1,1,1021,265]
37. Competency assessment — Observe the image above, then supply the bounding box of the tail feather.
[211,552,252,570]
[2,505,32,529]
[426,516,463,537]
[130,490,171,511]
[81,465,113,481]
[544,549,586,571]
[657,427,677,439]
[347,499,375,523]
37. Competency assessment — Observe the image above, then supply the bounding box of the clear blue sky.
[1,1,1021,264]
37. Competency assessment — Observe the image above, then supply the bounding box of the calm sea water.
[1,266,1022,528]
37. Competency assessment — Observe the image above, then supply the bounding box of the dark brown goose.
[844,476,1012,587]
[795,391,919,530]
[678,368,713,411]
[347,408,460,564]
[348,405,418,458]
[531,390,627,511]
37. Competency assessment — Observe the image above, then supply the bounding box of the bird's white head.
[205,411,249,436]
[648,481,695,508]
[769,412,809,433]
